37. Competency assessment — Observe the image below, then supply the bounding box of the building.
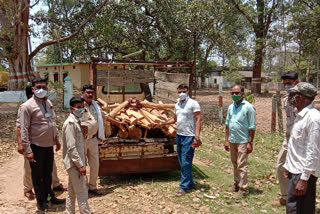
[201,66,268,89]
[36,63,123,90]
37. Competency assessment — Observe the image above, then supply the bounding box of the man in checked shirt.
[284,82,320,214]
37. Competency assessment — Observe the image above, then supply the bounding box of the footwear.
[50,197,66,204]
[53,184,67,192]
[227,184,239,192]
[272,198,286,206]
[37,202,49,212]
[88,189,102,196]
[234,189,249,199]
[24,190,36,200]
[175,189,186,197]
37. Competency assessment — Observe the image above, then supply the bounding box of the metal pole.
[219,83,223,124]
[271,94,277,132]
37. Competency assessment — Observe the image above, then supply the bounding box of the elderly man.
[154,84,201,196]
[273,71,299,206]
[16,85,66,201]
[225,84,256,199]
[284,82,320,214]
[81,84,106,195]
[20,77,65,211]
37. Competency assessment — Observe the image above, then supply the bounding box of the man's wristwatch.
[195,136,200,141]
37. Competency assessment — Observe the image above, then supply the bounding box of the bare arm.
[194,111,201,138]
[248,130,255,143]
[224,126,230,152]
[16,127,24,155]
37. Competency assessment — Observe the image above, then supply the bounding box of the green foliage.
[222,71,245,83]
[244,90,255,104]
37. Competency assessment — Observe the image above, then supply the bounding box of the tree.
[230,0,279,93]
[0,0,108,90]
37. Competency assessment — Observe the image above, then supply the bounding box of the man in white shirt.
[154,84,201,197]
[284,82,320,214]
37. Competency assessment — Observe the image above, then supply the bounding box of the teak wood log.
[126,109,144,120]
[140,101,175,110]
[109,100,129,118]
[139,109,162,123]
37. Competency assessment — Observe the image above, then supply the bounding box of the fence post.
[219,83,223,124]
[276,90,283,134]
[271,94,277,132]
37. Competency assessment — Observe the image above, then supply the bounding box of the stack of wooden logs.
[97,98,176,139]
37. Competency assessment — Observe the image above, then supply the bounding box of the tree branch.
[263,0,277,37]
[30,0,40,9]
[29,0,109,60]
[231,0,257,31]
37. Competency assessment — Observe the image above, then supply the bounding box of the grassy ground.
[91,123,287,214]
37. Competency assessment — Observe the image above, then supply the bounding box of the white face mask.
[179,92,188,101]
[34,89,48,98]
[73,107,85,118]
[284,83,295,91]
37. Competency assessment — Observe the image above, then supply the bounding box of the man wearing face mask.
[62,97,91,214]
[283,82,320,214]
[225,84,256,199]
[19,77,65,211]
[80,84,108,195]
[273,71,299,206]
[153,84,201,197]
[16,85,66,201]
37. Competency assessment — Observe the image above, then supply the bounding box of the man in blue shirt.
[154,84,201,197]
[225,84,256,199]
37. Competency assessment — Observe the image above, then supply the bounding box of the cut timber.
[140,101,175,110]
[128,126,143,139]
[126,109,144,120]
[139,109,162,123]
[129,117,137,124]
[138,118,151,129]
[118,125,128,138]
[109,100,129,118]
[119,113,130,122]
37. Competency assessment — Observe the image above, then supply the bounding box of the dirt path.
[0,153,29,213]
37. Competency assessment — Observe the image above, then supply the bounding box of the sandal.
[24,190,36,200]
[175,189,186,197]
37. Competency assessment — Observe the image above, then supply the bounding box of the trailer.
[89,57,195,175]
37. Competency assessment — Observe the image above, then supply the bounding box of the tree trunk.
[252,38,264,94]
[306,57,311,82]
[201,43,214,88]
[7,0,32,90]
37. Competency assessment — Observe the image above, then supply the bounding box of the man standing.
[20,77,65,211]
[63,97,91,214]
[225,84,256,199]
[81,84,106,195]
[284,82,320,214]
[16,85,66,201]
[154,84,201,196]
[274,71,299,206]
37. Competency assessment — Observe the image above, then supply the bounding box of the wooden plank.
[155,80,180,92]
[154,71,190,84]
[97,69,154,78]
[154,88,177,101]
[97,77,154,86]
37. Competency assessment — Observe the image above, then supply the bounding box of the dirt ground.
[0,89,318,213]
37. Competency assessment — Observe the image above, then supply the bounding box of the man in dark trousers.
[284,82,320,214]
[20,77,65,211]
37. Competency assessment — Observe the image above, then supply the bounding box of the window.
[62,66,64,70]
[114,66,118,70]
[54,67,57,70]
[214,79,217,84]
[73,66,76,69]
[45,67,48,70]
[53,73,59,82]
[102,83,142,94]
